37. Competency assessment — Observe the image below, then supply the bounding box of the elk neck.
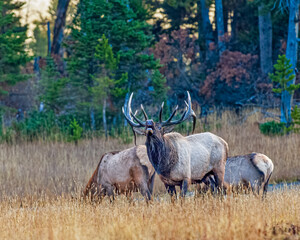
[145,133,177,177]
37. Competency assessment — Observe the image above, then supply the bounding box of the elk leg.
[250,180,261,196]
[207,175,217,193]
[263,172,272,199]
[212,168,226,194]
[105,185,115,202]
[180,178,189,197]
[165,184,177,197]
[138,182,152,201]
[131,166,152,201]
[148,173,156,195]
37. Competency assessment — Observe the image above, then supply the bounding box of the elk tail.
[83,154,106,197]
[249,153,266,180]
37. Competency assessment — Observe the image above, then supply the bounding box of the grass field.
[0,110,299,239]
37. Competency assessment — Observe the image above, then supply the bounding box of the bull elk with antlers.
[122,92,229,197]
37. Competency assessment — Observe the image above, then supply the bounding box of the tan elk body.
[224,152,274,195]
[123,92,229,196]
[84,145,155,200]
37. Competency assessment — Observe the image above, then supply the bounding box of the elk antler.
[122,93,148,145]
[159,101,179,124]
[140,104,148,120]
[161,91,194,128]
[185,100,197,134]
[122,93,146,128]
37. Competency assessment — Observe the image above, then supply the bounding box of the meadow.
[0,110,299,239]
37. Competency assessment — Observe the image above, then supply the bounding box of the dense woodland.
[0,0,300,140]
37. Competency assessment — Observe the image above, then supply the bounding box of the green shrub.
[68,119,83,144]
[259,121,286,136]
[291,105,300,133]
[22,110,57,138]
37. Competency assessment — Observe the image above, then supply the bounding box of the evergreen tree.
[91,34,127,136]
[0,0,29,96]
[30,22,48,57]
[39,56,68,112]
[269,54,300,127]
[66,0,166,129]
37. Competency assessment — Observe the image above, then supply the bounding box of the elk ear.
[133,127,146,135]
[163,125,175,134]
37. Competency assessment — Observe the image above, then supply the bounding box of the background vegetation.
[1,0,300,140]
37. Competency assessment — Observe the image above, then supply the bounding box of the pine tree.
[269,54,300,127]
[91,34,127,137]
[0,0,29,96]
[39,56,68,112]
[66,0,166,129]
[30,23,48,57]
[269,55,299,95]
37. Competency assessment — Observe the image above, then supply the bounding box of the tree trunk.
[103,98,108,139]
[47,21,51,55]
[198,0,214,61]
[51,0,70,55]
[281,1,299,125]
[231,10,237,43]
[258,4,273,75]
[215,0,225,56]
[90,108,95,131]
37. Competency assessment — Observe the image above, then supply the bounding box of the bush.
[259,121,286,136]
[200,51,261,106]
[68,119,83,144]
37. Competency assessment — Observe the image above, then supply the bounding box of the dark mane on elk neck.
[146,133,178,177]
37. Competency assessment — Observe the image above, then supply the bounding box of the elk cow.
[223,153,274,196]
[122,92,229,197]
[84,145,155,201]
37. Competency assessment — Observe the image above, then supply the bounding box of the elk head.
[122,92,197,144]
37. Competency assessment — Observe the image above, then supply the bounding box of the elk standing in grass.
[122,92,229,197]
[84,145,155,201]
[223,152,274,196]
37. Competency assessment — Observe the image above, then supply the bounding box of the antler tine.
[140,104,148,120]
[162,91,193,127]
[122,93,146,128]
[185,100,197,133]
[128,93,146,126]
[162,105,178,125]
[159,102,164,123]
[131,111,146,126]
[122,107,140,127]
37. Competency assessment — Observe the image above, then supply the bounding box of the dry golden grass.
[0,110,299,239]
[0,189,299,239]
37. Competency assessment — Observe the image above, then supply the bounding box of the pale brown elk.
[204,153,274,196]
[84,145,155,201]
[122,92,229,197]
[224,153,274,196]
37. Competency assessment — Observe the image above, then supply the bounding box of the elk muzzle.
[146,120,154,136]
[146,128,153,135]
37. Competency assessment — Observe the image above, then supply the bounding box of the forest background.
[1,0,300,142]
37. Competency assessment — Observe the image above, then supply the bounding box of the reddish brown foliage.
[152,28,199,83]
[200,51,261,104]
